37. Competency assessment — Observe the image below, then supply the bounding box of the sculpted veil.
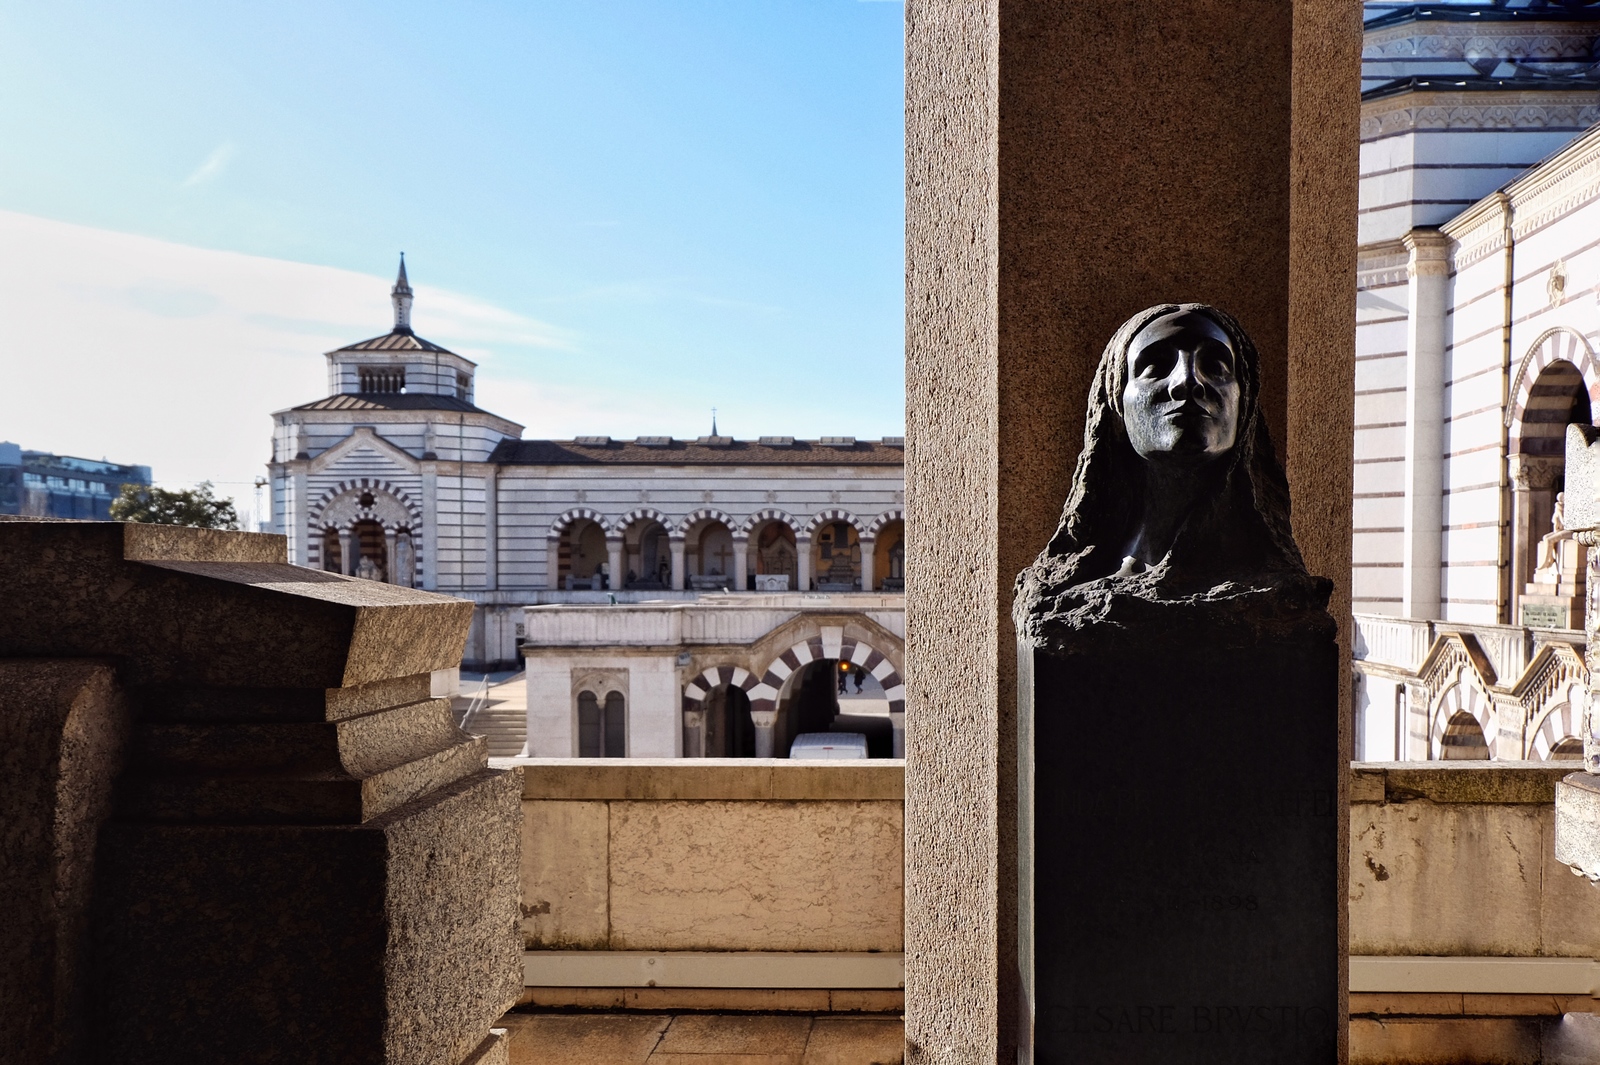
[1014,302,1332,650]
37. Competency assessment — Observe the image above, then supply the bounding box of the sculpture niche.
[1015,305,1337,1065]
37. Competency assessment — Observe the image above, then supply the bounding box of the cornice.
[1361,89,1600,140]
[1364,24,1599,60]
[1442,193,1511,270]
[1506,125,1600,241]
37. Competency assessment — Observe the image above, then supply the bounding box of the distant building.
[1351,2,1600,762]
[0,442,152,520]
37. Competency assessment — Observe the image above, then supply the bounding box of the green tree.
[110,481,240,530]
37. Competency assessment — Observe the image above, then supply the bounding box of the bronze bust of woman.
[1015,302,1331,649]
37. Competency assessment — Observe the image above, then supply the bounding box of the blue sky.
[0,1,905,514]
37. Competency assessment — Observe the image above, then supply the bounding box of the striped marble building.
[267,259,906,758]
[1352,2,1600,762]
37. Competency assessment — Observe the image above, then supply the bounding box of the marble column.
[889,710,905,758]
[607,537,625,593]
[750,708,779,758]
[1401,228,1451,621]
[905,1,1360,1059]
[337,528,354,577]
[860,538,876,592]
[796,537,812,592]
[669,539,686,592]
[483,468,499,591]
[732,538,749,592]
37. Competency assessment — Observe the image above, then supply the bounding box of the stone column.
[1402,229,1451,621]
[607,536,625,593]
[1510,455,1561,605]
[796,537,812,592]
[905,2,1360,1060]
[682,708,705,758]
[750,708,779,758]
[337,528,354,576]
[860,537,876,592]
[889,710,905,759]
[732,538,749,592]
[669,539,687,591]
[383,528,398,584]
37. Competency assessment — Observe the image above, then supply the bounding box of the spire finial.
[711,407,719,437]
[391,253,414,334]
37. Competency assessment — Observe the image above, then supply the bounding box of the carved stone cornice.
[1362,90,1600,140]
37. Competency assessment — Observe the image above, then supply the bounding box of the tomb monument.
[1013,305,1338,1064]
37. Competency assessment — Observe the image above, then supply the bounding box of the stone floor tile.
[651,1013,813,1060]
[802,1016,904,1065]
[498,1012,669,1065]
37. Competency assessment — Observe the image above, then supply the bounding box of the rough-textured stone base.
[1021,637,1338,1063]
[0,659,127,1065]
[96,768,522,1065]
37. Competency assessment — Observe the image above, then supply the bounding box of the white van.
[789,732,868,760]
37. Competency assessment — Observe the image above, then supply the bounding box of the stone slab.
[0,659,127,1065]
[521,800,610,948]
[654,1013,813,1057]
[802,1016,904,1065]
[1022,639,1338,1063]
[497,1012,670,1065]
[502,758,903,801]
[96,768,521,1065]
[1349,1016,1541,1065]
[1554,772,1600,882]
[0,521,471,689]
[607,800,903,952]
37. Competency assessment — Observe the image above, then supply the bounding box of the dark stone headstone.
[1014,305,1339,1064]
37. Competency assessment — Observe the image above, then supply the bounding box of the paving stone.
[651,1013,813,1063]
[499,1012,668,1065]
[802,1016,903,1065]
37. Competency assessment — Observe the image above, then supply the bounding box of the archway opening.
[813,521,861,591]
[1515,359,1592,602]
[705,685,756,758]
[578,690,626,757]
[623,518,670,590]
[558,518,609,590]
[873,520,905,592]
[352,519,387,581]
[322,528,343,574]
[778,658,894,758]
[1439,710,1490,760]
[751,521,797,591]
[687,519,735,590]
[1551,737,1584,761]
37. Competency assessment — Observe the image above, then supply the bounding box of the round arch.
[739,509,803,537]
[308,478,423,530]
[1507,326,1600,436]
[549,507,611,540]
[747,632,905,719]
[614,507,677,539]
[1529,681,1587,761]
[803,509,866,538]
[1430,667,1496,760]
[865,508,905,538]
[678,508,739,538]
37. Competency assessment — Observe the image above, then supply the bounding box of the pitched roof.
[488,438,905,467]
[1362,74,1600,102]
[293,393,486,414]
[329,329,460,355]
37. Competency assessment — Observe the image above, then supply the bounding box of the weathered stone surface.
[0,660,127,1065]
[607,800,903,952]
[498,1012,670,1065]
[1350,802,1545,956]
[98,769,522,1065]
[1554,772,1600,884]
[521,800,610,948]
[1349,1016,1540,1065]
[0,522,471,688]
[508,758,903,801]
[652,1013,813,1059]
[803,1016,905,1065]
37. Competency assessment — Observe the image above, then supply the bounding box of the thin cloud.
[182,142,237,187]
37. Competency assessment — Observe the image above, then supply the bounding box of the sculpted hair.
[1023,302,1313,603]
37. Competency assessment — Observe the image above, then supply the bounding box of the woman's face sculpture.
[1121,310,1241,469]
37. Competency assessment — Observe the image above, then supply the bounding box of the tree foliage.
[110,481,240,530]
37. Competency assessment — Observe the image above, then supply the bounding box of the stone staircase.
[455,673,528,757]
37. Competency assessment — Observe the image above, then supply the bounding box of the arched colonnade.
[547,507,906,593]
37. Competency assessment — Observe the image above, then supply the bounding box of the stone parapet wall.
[498,757,905,1013]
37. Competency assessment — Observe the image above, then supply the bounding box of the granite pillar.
[0,522,522,1065]
[904,2,1359,1061]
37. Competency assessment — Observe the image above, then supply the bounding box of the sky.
[0,1,906,521]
